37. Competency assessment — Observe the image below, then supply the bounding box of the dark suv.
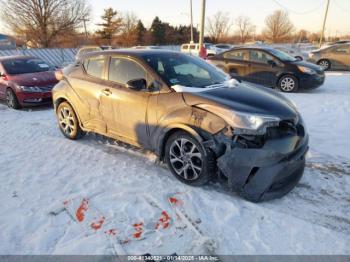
[53,50,308,202]
[207,47,325,92]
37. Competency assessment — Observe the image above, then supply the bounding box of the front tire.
[6,88,21,109]
[317,59,331,71]
[278,75,299,93]
[165,131,215,186]
[56,102,85,140]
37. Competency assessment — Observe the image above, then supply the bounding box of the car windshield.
[2,58,50,75]
[269,49,297,62]
[141,53,228,88]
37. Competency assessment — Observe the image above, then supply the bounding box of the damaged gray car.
[53,50,309,202]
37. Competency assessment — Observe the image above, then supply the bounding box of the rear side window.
[190,45,197,50]
[223,50,248,60]
[108,57,146,85]
[84,57,105,78]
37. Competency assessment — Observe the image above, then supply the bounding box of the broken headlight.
[196,104,280,135]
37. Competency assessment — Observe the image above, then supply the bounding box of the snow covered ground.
[0,72,349,255]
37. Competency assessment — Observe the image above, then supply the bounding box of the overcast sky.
[86,0,350,36]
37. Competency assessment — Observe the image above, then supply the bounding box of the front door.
[329,45,350,69]
[247,50,280,87]
[104,56,152,144]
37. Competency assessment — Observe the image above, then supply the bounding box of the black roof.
[230,45,277,51]
[81,49,181,60]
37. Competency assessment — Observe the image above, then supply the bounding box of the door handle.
[102,88,112,96]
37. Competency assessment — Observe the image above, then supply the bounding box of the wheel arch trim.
[54,96,84,130]
[276,73,299,87]
[157,124,204,160]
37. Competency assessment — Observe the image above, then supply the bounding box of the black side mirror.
[149,80,162,92]
[126,78,147,91]
[267,60,277,67]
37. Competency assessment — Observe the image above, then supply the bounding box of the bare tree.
[206,12,232,42]
[118,12,139,46]
[0,0,90,47]
[235,16,256,44]
[263,10,294,43]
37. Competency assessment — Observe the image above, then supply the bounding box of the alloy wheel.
[6,90,15,108]
[58,106,76,137]
[319,60,329,70]
[169,138,203,181]
[280,77,296,92]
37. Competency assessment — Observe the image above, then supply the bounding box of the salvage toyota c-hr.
[53,50,309,202]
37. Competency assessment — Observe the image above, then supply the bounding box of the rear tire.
[6,88,21,110]
[165,131,216,186]
[278,75,299,93]
[56,102,85,140]
[317,59,331,71]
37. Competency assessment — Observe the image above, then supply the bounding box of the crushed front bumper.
[217,134,309,202]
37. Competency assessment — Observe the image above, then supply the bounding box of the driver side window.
[108,57,147,86]
[249,50,274,64]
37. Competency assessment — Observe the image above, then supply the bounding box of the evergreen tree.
[96,8,122,45]
[135,20,146,45]
[150,16,165,45]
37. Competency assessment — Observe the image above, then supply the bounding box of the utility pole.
[80,18,90,39]
[190,0,194,43]
[319,0,330,47]
[198,0,206,58]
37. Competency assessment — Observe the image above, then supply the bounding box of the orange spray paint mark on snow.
[105,229,117,236]
[169,196,182,206]
[76,198,89,222]
[132,222,144,239]
[155,211,171,230]
[91,216,105,230]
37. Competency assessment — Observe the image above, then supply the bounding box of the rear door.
[71,55,108,133]
[221,49,250,81]
[247,50,281,87]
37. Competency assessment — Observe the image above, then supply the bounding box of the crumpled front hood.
[182,84,299,121]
